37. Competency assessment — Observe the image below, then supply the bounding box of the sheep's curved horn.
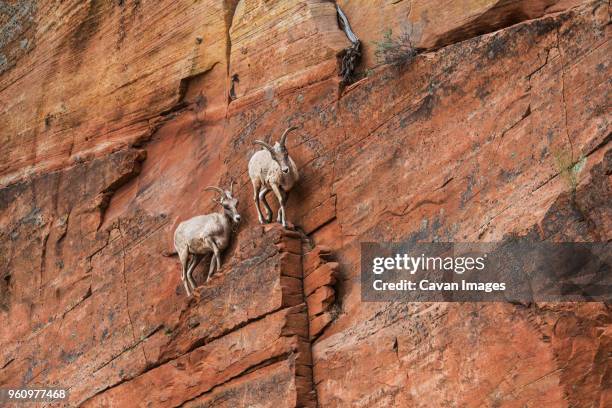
[204,186,224,195]
[253,140,273,151]
[229,179,234,195]
[280,126,299,147]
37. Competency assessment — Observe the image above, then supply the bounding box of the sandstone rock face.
[1,0,609,407]
[229,0,350,99]
[0,0,232,186]
[337,0,586,70]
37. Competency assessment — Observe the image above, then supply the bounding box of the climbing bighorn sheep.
[173,183,241,296]
[249,126,300,228]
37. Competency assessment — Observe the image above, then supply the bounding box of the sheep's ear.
[212,198,222,207]
[253,140,273,152]
[280,126,299,147]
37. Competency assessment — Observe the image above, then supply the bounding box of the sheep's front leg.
[276,190,289,223]
[259,187,273,223]
[252,179,266,224]
[271,184,287,227]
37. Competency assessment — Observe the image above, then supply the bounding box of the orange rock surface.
[0,0,609,407]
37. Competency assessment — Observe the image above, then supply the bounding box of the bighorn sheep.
[173,183,241,296]
[248,126,299,228]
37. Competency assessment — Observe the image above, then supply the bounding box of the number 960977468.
[1,388,68,402]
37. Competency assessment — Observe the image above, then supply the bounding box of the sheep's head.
[253,126,298,174]
[205,182,241,225]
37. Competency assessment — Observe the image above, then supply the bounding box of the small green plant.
[553,148,586,196]
[374,29,417,67]
[329,303,342,321]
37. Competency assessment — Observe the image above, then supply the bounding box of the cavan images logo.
[370,251,506,293]
[361,242,611,302]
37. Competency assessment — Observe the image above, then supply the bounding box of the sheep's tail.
[162,249,177,257]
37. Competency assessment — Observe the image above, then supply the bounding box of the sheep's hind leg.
[206,255,216,282]
[178,247,191,296]
[252,179,266,224]
[205,238,222,281]
[186,254,202,292]
[212,239,222,272]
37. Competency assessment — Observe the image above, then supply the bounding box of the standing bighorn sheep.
[173,183,241,296]
[249,126,300,228]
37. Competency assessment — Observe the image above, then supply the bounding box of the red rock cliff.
[0,0,610,407]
